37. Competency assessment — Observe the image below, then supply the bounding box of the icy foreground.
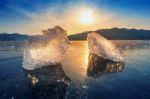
[23,26,70,70]
[87,32,123,61]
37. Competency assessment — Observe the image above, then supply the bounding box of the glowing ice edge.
[87,32,123,62]
[22,27,69,70]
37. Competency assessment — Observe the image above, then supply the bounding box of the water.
[0,41,150,99]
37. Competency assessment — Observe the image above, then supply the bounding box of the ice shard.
[87,32,123,61]
[23,26,70,70]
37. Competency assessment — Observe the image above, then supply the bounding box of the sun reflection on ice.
[83,46,89,68]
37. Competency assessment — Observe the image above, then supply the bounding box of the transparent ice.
[87,32,123,61]
[22,26,70,70]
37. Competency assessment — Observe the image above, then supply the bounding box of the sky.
[0,0,150,35]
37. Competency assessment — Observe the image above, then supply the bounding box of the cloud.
[0,0,150,34]
[1,2,112,35]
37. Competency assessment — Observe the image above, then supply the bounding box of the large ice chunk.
[23,26,70,70]
[87,32,123,61]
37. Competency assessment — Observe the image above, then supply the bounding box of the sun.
[79,9,95,25]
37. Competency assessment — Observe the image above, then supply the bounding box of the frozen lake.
[0,41,150,99]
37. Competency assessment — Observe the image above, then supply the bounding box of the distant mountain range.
[0,33,28,41]
[68,28,150,40]
[0,28,150,41]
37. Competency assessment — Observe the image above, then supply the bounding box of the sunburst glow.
[79,9,95,25]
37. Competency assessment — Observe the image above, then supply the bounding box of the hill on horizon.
[0,28,150,41]
[68,28,150,40]
[0,33,28,41]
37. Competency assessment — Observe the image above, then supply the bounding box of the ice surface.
[87,32,123,61]
[22,26,70,70]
